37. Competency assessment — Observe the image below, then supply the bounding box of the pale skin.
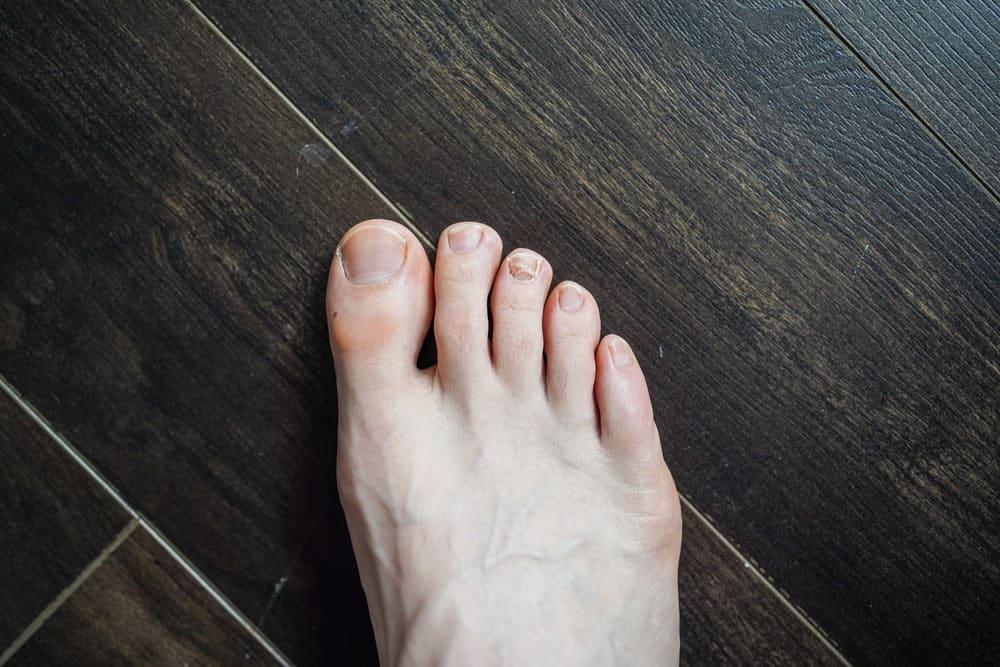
[327,219,682,666]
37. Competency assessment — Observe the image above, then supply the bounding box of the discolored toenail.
[338,225,407,285]
[508,251,541,282]
[447,224,484,252]
[557,284,585,312]
[608,337,634,367]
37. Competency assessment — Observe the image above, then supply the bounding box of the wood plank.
[9,526,282,665]
[678,508,839,665]
[810,0,1000,193]
[0,0,835,663]
[0,1,384,664]
[193,1,1000,663]
[0,388,131,651]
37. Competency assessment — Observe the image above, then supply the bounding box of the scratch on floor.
[295,142,332,177]
[851,243,871,275]
[256,575,290,628]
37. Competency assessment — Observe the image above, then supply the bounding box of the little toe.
[327,219,434,396]
[595,335,662,465]
[490,249,553,388]
[433,222,503,389]
[543,281,601,423]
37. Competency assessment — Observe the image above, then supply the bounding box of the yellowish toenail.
[338,225,407,286]
[447,224,483,252]
[558,284,585,312]
[608,337,634,367]
[508,251,541,282]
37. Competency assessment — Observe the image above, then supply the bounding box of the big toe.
[327,219,433,395]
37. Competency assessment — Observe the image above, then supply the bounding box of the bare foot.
[327,220,681,666]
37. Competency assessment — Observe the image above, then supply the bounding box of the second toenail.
[558,284,585,312]
[508,252,541,282]
[447,224,483,252]
[609,337,634,367]
[338,225,407,286]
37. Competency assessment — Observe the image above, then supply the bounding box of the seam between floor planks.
[0,377,294,667]
[799,0,1000,206]
[181,0,853,662]
[0,519,139,666]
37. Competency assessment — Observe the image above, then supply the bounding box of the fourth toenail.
[338,225,407,286]
[609,337,634,367]
[508,251,541,282]
[558,284,584,311]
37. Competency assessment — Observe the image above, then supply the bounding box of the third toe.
[490,249,552,387]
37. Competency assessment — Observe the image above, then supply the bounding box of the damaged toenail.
[338,225,407,286]
[609,337,634,367]
[508,252,541,282]
[447,224,483,252]
[558,284,585,312]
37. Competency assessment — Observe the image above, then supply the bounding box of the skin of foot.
[327,219,681,666]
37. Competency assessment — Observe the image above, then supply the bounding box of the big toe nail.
[338,224,407,285]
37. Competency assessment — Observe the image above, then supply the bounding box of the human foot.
[327,219,681,666]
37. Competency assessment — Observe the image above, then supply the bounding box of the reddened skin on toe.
[326,219,433,383]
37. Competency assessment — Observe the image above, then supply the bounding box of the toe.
[490,249,552,388]
[543,281,601,423]
[327,219,433,395]
[433,222,503,388]
[595,335,662,464]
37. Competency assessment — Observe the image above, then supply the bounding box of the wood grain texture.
[9,526,282,666]
[0,389,130,650]
[195,0,1000,663]
[0,0,385,664]
[0,0,836,663]
[810,0,1000,193]
[678,508,839,665]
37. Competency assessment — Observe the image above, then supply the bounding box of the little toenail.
[609,337,634,367]
[508,252,541,282]
[447,225,483,252]
[558,284,585,312]
[338,225,407,286]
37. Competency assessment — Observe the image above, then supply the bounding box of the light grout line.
[182,0,855,661]
[0,376,137,520]
[0,519,139,665]
[0,375,294,666]
[680,496,851,665]
[799,0,1000,207]
[181,0,435,250]
[139,522,294,666]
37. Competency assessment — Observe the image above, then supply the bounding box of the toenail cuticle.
[447,224,483,252]
[508,252,541,282]
[558,284,585,312]
[609,337,634,367]
[338,225,407,286]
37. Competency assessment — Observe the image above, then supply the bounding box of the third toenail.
[508,252,541,282]
[338,225,407,286]
[447,225,483,252]
[558,284,584,311]
[609,337,634,367]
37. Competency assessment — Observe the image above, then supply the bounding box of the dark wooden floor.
[1,0,997,664]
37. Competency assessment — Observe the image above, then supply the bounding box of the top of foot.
[327,219,681,666]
